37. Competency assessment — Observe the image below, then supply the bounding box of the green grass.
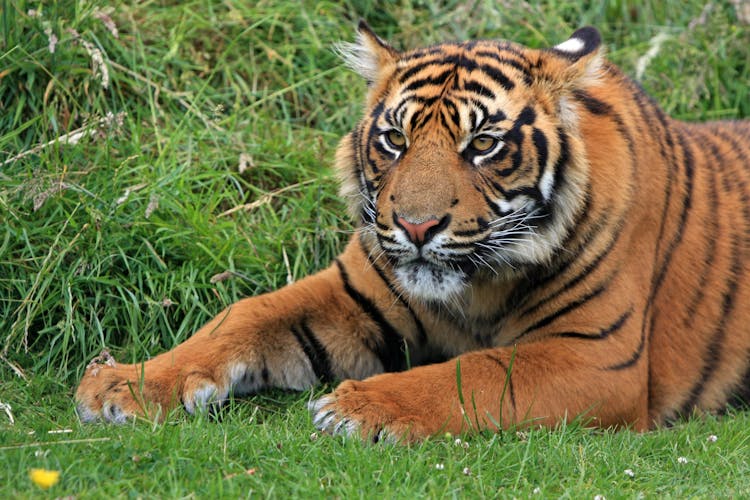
[1,0,749,496]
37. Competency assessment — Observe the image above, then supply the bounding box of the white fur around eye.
[379,130,407,157]
[462,134,504,166]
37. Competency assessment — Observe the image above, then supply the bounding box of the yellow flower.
[29,468,60,489]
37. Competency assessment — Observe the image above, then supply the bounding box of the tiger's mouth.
[375,205,547,301]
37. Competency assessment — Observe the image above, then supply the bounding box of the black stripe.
[462,80,496,99]
[476,54,530,75]
[403,68,454,92]
[609,122,693,371]
[487,110,507,124]
[476,44,533,66]
[290,320,334,383]
[550,128,571,196]
[484,140,510,166]
[439,109,453,132]
[363,242,428,347]
[261,358,270,385]
[335,259,407,372]
[415,110,434,131]
[516,106,536,126]
[376,232,398,246]
[513,281,608,341]
[400,46,446,62]
[398,60,450,84]
[453,228,486,237]
[392,98,411,127]
[499,134,525,177]
[441,241,477,250]
[532,128,548,172]
[443,98,461,129]
[476,63,515,91]
[682,130,720,323]
[369,100,386,122]
[408,109,422,134]
[679,256,740,414]
[553,308,632,340]
[521,213,623,318]
[572,89,613,115]
[502,185,545,204]
[468,108,477,129]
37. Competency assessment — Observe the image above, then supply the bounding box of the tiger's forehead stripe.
[395,42,534,91]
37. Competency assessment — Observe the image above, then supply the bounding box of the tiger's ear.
[535,27,605,127]
[550,27,602,63]
[335,20,400,86]
[536,27,604,91]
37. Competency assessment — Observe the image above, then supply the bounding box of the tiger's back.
[571,64,750,421]
[647,117,750,421]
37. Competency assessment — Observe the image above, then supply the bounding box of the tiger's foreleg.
[310,339,649,443]
[75,239,415,423]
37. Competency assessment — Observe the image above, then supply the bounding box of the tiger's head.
[335,23,604,303]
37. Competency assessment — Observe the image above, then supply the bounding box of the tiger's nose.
[394,214,450,246]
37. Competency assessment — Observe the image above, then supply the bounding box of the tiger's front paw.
[308,369,461,443]
[74,350,228,423]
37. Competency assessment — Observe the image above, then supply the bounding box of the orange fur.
[76,25,750,442]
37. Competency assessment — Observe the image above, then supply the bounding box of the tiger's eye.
[387,130,407,148]
[470,135,497,152]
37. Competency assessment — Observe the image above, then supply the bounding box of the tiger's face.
[336,24,602,302]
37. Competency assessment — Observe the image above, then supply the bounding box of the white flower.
[594,495,606,500]
[533,487,542,494]
[44,28,58,53]
[462,467,471,476]
[435,463,444,470]
[677,456,688,464]
[624,469,635,478]
[707,434,718,443]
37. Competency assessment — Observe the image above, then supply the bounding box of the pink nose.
[396,216,439,245]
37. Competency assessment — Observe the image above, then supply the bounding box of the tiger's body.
[75,24,750,441]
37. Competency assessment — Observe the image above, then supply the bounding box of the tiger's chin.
[394,261,468,303]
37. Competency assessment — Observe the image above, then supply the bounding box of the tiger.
[75,22,750,442]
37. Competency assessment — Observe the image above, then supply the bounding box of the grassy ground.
[1,0,749,497]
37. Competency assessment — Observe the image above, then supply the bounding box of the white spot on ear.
[554,37,586,55]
